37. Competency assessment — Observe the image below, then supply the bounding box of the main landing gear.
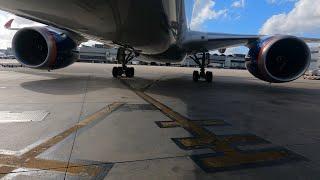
[189,52,213,82]
[112,48,137,78]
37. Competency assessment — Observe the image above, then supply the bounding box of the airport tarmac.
[0,62,319,180]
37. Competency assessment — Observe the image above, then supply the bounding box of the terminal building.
[0,48,15,59]
[181,53,246,69]
[181,46,320,70]
[310,47,320,70]
[224,54,246,69]
[2,43,313,69]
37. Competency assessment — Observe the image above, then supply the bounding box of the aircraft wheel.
[117,68,124,76]
[193,71,200,82]
[205,71,213,82]
[125,67,135,78]
[112,67,119,78]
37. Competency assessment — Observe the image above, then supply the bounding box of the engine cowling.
[12,27,77,70]
[246,35,311,83]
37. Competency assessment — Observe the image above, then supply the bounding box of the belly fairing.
[140,45,187,63]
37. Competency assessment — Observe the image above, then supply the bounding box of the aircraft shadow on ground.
[18,70,320,108]
[16,70,320,177]
[145,76,320,140]
[144,77,320,178]
[18,71,126,95]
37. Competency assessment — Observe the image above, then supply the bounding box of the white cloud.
[260,0,320,35]
[0,10,41,49]
[190,0,227,30]
[0,10,96,49]
[232,0,245,8]
[0,11,15,49]
[266,0,297,5]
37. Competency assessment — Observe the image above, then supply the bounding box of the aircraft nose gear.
[189,52,213,82]
[112,48,138,78]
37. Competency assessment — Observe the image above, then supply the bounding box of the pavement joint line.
[120,79,306,172]
[63,74,90,179]
[0,102,124,178]
[111,155,190,164]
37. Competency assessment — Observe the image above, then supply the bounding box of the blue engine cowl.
[246,35,311,83]
[12,27,78,70]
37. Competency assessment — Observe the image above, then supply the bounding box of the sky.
[187,0,319,36]
[186,0,320,53]
[0,0,319,52]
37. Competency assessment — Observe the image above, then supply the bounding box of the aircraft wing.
[182,31,320,53]
[182,31,260,53]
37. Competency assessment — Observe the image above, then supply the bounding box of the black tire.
[205,71,213,82]
[130,67,135,77]
[112,67,119,78]
[193,71,200,82]
[117,68,124,76]
[125,67,135,78]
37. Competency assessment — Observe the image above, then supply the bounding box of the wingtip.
[4,19,14,29]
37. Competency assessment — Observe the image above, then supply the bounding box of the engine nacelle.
[12,27,77,70]
[246,35,311,83]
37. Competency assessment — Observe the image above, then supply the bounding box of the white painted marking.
[0,111,49,123]
[2,168,64,179]
[0,131,66,156]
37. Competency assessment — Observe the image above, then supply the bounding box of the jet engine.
[245,35,311,83]
[12,27,77,70]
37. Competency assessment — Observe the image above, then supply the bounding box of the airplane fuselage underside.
[0,0,187,62]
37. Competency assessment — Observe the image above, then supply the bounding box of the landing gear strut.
[189,52,213,82]
[112,48,137,78]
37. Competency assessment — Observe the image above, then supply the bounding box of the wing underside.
[182,31,320,53]
[182,31,260,53]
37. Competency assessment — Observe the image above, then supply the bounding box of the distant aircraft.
[0,0,319,83]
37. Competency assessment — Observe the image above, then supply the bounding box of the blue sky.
[185,0,320,38]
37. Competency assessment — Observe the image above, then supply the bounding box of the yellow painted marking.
[0,166,16,177]
[177,135,265,148]
[221,135,264,144]
[159,121,179,128]
[21,102,123,160]
[0,102,123,177]
[201,150,289,168]
[24,159,101,177]
[179,138,213,147]
[0,156,102,177]
[158,120,226,128]
[120,79,300,171]
[134,91,237,154]
[196,120,226,126]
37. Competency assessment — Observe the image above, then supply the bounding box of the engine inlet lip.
[12,27,55,68]
[259,35,311,82]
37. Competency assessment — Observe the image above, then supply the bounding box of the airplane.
[0,0,319,83]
